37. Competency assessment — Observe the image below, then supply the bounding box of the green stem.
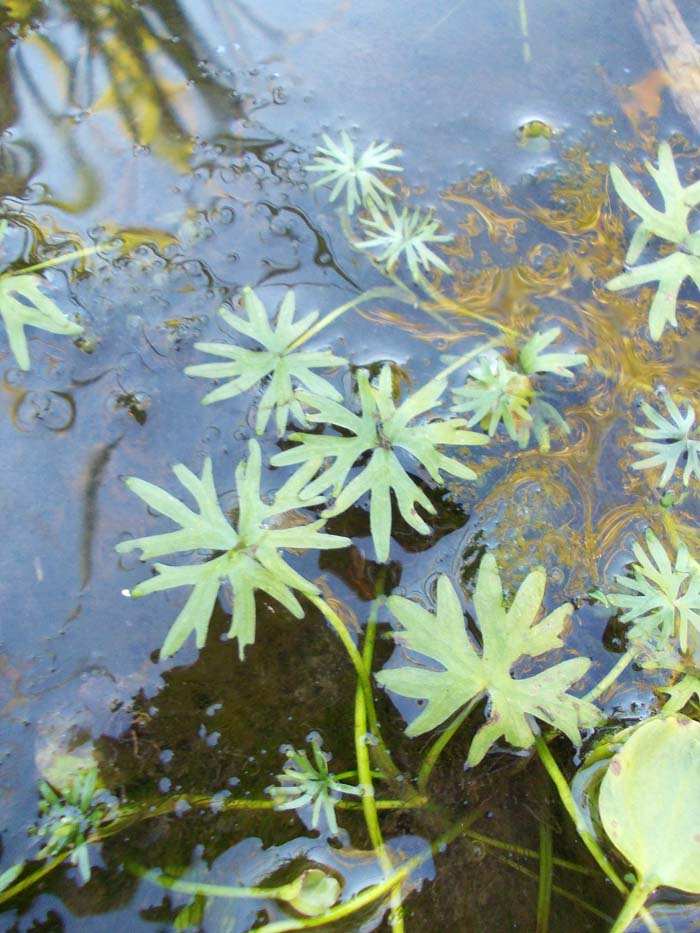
[609,879,654,933]
[289,287,405,349]
[417,698,478,793]
[414,270,520,338]
[463,830,598,876]
[134,865,309,902]
[518,0,531,64]
[0,853,70,906]
[497,856,612,923]
[2,244,112,278]
[536,818,553,933]
[354,600,404,933]
[583,648,637,703]
[535,736,628,896]
[255,806,488,933]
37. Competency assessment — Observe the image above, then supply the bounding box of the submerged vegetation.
[3,125,700,933]
[4,5,700,930]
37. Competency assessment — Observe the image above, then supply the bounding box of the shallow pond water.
[2,1,700,930]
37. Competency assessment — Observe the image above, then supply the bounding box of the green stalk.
[2,244,113,278]
[497,856,612,923]
[583,648,637,703]
[417,698,478,792]
[463,830,597,876]
[134,865,313,902]
[518,0,531,64]
[414,270,520,338]
[289,287,405,349]
[354,600,404,933]
[609,880,654,933]
[535,736,627,895]
[536,818,553,933]
[255,806,488,933]
[0,853,70,906]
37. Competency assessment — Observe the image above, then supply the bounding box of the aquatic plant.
[598,715,700,932]
[377,555,600,766]
[355,202,453,280]
[185,287,346,436]
[306,131,402,214]
[632,392,700,487]
[267,738,363,836]
[271,364,488,562]
[607,141,700,340]
[450,327,587,449]
[31,768,113,884]
[116,441,350,659]
[605,529,700,654]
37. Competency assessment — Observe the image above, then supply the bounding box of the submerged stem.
[609,879,654,933]
[417,697,478,792]
[290,287,404,349]
[583,648,637,703]
[3,243,113,277]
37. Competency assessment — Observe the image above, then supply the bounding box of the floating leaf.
[632,393,700,487]
[116,441,350,659]
[599,715,700,930]
[271,365,487,562]
[284,868,341,917]
[607,142,700,340]
[659,672,700,713]
[376,554,600,766]
[306,131,402,214]
[185,287,346,435]
[518,327,588,377]
[450,354,533,441]
[605,529,700,654]
[0,273,83,371]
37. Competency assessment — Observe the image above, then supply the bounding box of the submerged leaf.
[0,273,83,370]
[605,529,700,654]
[116,441,350,659]
[185,287,346,435]
[271,365,487,562]
[376,554,600,766]
[632,393,700,487]
[306,131,402,214]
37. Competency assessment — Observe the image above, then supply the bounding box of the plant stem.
[417,698,478,792]
[2,244,113,277]
[0,853,70,906]
[497,856,612,923]
[133,865,309,901]
[518,0,531,64]
[290,287,405,349]
[609,879,654,933]
[463,830,598,876]
[354,600,404,933]
[255,805,488,932]
[534,736,627,896]
[415,270,520,337]
[536,817,553,933]
[583,648,637,703]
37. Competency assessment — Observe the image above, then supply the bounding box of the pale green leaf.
[271,365,487,562]
[376,554,600,766]
[306,131,402,214]
[659,672,700,713]
[355,202,453,281]
[632,393,700,487]
[116,440,350,659]
[0,273,83,371]
[185,287,346,435]
[599,715,700,897]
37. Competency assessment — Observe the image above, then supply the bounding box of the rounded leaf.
[599,714,700,893]
[284,868,341,917]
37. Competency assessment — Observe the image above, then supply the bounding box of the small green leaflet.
[606,142,700,340]
[632,392,700,487]
[0,273,83,371]
[605,529,700,654]
[185,287,346,435]
[518,327,588,378]
[376,554,600,766]
[659,672,700,713]
[116,440,350,659]
[271,365,487,562]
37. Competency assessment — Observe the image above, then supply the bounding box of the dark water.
[1,1,699,930]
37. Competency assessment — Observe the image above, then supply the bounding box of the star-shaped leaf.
[185,287,346,435]
[451,354,534,442]
[306,131,402,214]
[116,441,350,659]
[518,327,588,377]
[355,202,453,281]
[376,554,600,766]
[0,273,83,371]
[605,530,700,654]
[659,672,700,713]
[271,365,487,562]
[632,393,700,487]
